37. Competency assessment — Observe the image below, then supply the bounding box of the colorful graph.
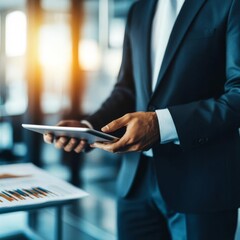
[0,163,88,208]
[0,187,57,203]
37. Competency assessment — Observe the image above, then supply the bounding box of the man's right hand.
[43,120,90,153]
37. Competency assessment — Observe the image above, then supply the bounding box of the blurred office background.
[1,1,240,240]
[0,0,135,239]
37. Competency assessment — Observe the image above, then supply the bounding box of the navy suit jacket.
[87,0,240,213]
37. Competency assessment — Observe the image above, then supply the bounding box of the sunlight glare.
[39,24,71,68]
[79,39,101,71]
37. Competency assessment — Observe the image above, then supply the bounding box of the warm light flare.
[79,39,101,71]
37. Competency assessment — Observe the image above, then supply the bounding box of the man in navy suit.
[44,0,240,239]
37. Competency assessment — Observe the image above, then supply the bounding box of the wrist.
[151,112,161,142]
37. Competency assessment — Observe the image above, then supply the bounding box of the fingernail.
[101,126,109,132]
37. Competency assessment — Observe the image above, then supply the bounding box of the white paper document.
[0,163,88,209]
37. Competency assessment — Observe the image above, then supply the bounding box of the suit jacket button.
[198,138,204,145]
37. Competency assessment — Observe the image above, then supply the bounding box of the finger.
[74,140,88,153]
[64,138,79,152]
[91,142,116,152]
[101,114,130,133]
[54,137,69,149]
[92,141,130,153]
[44,133,54,144]
[57,120,72,127]
[57,120,67,126]
[92,137,129,153]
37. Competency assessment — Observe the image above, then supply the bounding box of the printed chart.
[0,163,88,208]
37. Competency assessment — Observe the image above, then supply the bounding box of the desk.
[0,200,78,240]
[0,163,88,240]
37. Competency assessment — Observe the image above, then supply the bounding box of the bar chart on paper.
[0,163,88,209]
[0,186,58,203]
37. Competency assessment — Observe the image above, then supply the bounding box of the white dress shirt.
[144,0,185,156]
[152,0,185,145]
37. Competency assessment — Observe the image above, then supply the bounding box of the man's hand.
[43,120,89,153]
[91,112,160,153]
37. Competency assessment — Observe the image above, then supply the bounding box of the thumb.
[101,115,129,133]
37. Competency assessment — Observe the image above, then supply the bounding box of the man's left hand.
[91,112,160,153]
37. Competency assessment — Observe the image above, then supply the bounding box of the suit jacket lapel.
[151,0,207,99]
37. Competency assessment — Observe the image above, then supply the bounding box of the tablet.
[22,124,118,144]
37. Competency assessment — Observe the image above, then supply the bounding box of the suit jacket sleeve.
[168,0,240,150]
[85,5,136,131]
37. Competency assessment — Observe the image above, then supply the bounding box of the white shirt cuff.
[156,109,180,145]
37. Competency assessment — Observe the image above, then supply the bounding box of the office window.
[39,12,72,114]
[6,11,27,57]
[4,11,27,115]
